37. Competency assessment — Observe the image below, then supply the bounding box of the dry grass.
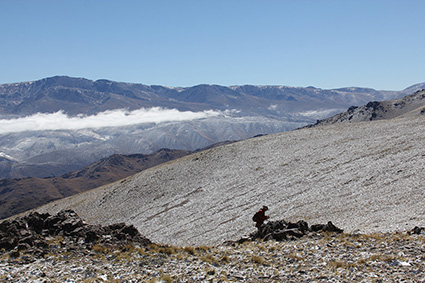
[2,230,424,282]
[200,254,219,265]
[91,244,111,254]
[326,260,353,271]
[157,274,174,283]
[181,246,196,255]
[251,255,266,265]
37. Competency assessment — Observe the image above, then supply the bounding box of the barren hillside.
[33,115,425,246]
[0,149,190,219]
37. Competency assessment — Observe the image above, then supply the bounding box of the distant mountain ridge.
[1,76,422,117]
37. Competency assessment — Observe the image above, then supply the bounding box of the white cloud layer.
[0,108,222,134]
[299,108,344,120]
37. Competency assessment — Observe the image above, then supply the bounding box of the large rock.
[251,219,344,242]
[0,210,151,256]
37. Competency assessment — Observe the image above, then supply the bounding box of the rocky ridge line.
[0,210,151,259]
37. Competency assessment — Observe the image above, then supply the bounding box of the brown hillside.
[0,149,190,220]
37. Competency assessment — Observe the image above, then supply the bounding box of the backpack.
[252,212,259,222]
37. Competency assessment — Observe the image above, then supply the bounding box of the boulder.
[0,209,151,256]
[409,226,424,235]
[250,219,344,242]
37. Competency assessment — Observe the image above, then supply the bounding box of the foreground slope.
[33,115,425,246]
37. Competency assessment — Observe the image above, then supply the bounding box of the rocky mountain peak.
[307,89,425,127]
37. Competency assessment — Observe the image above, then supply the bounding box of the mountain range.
[23,89,425,247]
[1,76,424,180]
[2,76,422,117]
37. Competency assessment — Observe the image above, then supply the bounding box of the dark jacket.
[255,209,269,228]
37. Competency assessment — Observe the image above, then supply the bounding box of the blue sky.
[1,0,424,90]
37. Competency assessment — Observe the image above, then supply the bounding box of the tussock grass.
[158,246,177,255]
[183,246,196,255]
[251,255,266,265]
[200,254,219,265]
[91,243,112,254]
[288,252,304,261]
[327,260,351,270]
[196,245,211,252]
[220,254,231,263]
[157,274,174,283]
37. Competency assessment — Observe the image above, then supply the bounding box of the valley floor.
[1,232,424,282]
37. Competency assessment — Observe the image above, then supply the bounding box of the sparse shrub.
[115,252,132,262]
[220,255,231,263]
[368,254,382,262]
[158,274,173,283]
[158,246,177,256]
[288,252,303,261]
[196,245,210,252]
[356,258,368,266]
[380,255,398,263]
[121,244,135,252]
[146,243,160,253]
[200,254,218,265]
[327,260,345,270]
[135,246,148,256]
[92,244,111,254]
[365,233,386,241]
[251,255,266,265]
[47,235,64,246]
[183,246,196,255]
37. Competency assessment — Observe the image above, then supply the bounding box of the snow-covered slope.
[32,113,425,247]
[0,115,304,178]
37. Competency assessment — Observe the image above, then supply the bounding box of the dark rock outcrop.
[409,226,424,235]
[251,219,343,242]
[0,210,151,257]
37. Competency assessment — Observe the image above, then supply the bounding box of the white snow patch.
[0,152,18,161]
[268,104,278,111]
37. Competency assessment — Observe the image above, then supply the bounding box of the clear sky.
[1,0,424,90]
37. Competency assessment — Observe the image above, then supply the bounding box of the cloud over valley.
[0,108,222,134]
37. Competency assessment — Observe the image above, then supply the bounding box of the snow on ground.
[35,115,425,246]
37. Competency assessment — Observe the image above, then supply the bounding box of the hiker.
[253,205,269,229]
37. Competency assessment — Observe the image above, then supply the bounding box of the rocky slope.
[2,232,425,282]
[308,89,425,127]
[1,210,424,282]
[28,112,425,247]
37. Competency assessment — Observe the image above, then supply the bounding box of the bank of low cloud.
[299,108,345,120]
[0,108,222,134]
